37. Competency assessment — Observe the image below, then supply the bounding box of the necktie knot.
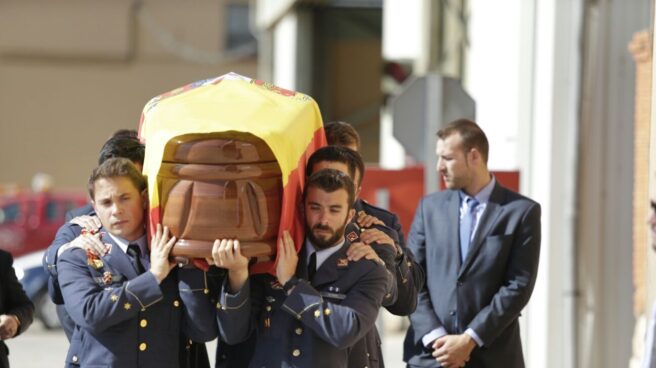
[466,197,479,213]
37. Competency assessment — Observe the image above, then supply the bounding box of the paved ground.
[8,319,407,367]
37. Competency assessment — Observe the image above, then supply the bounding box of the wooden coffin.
[158,132,282,261]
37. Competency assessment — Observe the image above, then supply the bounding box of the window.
[225,4,256,51]
[0,203,20,224]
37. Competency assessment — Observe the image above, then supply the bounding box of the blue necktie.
[459,197,480,262]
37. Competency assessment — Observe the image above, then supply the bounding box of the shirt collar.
[107,232,148,255]
[305,238,345,270]
[459,176,496,205]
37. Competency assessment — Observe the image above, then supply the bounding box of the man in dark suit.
[211,169,392,368]
[56,158,216,367]
[403,119,541,368]
[0,249,34,368]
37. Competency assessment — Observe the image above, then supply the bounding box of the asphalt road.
[8,319,407,367]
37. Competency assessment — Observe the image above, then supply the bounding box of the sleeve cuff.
[422,327,447,347]
[178,268,208,293]
[219,277,250,311]
[280,280,322,319]
[465,328,484,347]
[124,272,163,309]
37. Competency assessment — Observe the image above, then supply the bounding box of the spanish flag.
[138,73,326,274]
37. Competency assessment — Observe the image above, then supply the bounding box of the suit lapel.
[101,230,139,280]
[443,191,461,268]
[458,183,505,277]
[311,241,351,288]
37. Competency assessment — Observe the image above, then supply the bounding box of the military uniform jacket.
[57,224,217,368]
[347,200,425,368]
[353,199,424,316]
[216,239,390,368]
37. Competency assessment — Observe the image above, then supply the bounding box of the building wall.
[0,0,257,190]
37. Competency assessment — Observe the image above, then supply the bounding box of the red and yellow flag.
[138,73,326,274]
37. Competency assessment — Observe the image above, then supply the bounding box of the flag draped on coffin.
[138,72,326,275]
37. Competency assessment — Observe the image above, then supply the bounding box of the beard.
[306,219,349,250]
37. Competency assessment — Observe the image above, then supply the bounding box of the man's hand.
[59,232,110,258]
[0,314,19,340]
[432,334,476,368]
[356,210,385,228]
[346,242,385,265]
[207,239,249,293]
[69,215,101,232]
[276,231,297,286]
[360,228,397,255]
[149,224,176,283]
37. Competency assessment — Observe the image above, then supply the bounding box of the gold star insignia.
[124,302,132,310]
[110,294,118,302]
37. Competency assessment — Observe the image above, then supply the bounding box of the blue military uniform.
[215,239,391,368]
[353,198,424,315]
[57,224,217,368]
[348,199,425,368]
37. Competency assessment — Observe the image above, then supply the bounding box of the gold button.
[140,319,148,328]
[292,349,301,357]
[216,302,222,309]
[173,300,180,307]
[266,305,272,312]
[72,356,78,363]
[139,342,147,351]
[324,308,331,316]
[314,310,321,318]
[204,288,209,294]
[295,327,303,335]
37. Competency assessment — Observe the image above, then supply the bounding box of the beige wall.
[0,0,257,190]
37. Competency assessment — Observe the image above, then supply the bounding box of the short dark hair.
[437,118,489,164]
[88,158,147,199]
[111,129,139,139]
[98,136,145,166]
[324,121,360,150]
[304,169,355,209]
[306,146,365,186]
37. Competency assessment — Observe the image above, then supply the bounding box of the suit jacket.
[57,225,217,368]
[216,239,390,368]
[0,250,34,368]
[403,183,541,368]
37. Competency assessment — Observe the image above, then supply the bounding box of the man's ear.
[469,148,481,165]
[347,208,356,224]
[141,189,148,209]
